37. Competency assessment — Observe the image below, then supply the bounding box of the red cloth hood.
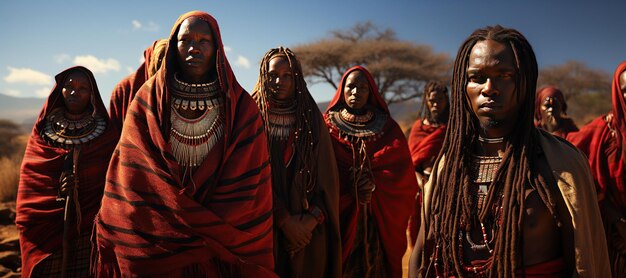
[325,65,390,115]
[568,61,626,209]
[16,66,119,277]
[535,86,567,121]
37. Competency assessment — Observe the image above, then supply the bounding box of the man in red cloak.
[109,39,167,131]
[534,86,578,138]
[568,61,626,276]
[325,66,418,277]
[93,11,275,277]
[407,80,449,245]
[16,66,119,277]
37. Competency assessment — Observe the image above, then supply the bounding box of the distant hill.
[0,94,45,133]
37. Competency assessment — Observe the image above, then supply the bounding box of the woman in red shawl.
[325,66,418,277]
[252,47,341,277]
[535,86,578,138]
[93,11,275,277]
[16,66,119,277]
[568,61,626,276]
[109,39,167,131]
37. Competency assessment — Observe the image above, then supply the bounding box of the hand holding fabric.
[356,173,375,204]
[281,215,312,252]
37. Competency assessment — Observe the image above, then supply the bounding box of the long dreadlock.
[417,80,449,124]
[428,25,558,277]
[253,47,319,202]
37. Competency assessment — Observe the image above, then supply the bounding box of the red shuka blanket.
[109,40,159,131]
[407,120,446,172]
[93,11,275,277]
[325,66,418,277]
[16,66,119,277]
[568,61,626,209]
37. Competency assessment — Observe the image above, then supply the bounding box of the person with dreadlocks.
[252,47,341,277]
[109,39,167,131]
[409,25,610,278]
[16,66,119,277]
[534,86,578,138]
[325,66,417,277]
[407,80,450,246]
[568,61,626,276]
[93,11,275,276]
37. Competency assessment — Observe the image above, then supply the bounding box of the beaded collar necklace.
[42,107,106,148]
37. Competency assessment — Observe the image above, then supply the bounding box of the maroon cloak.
[16,66,119,277]
[325,66,418,277]
[109,40,161,131]
[93,11,275,277]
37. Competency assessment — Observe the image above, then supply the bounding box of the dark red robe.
[406,120,446,245]
[408,120,446,173]
[93,11,275,277]
[567,61,626,276]
[325,66,418,277]
[16,66,119,277]
[109,40,160,131]
[534,86,578,138]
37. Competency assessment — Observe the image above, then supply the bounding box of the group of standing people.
[13,9,626,278]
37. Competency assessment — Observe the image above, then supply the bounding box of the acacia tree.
[293,21,451,104]
[538,61,612,124]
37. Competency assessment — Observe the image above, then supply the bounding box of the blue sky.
[0,0,624,105]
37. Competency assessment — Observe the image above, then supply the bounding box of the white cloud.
[35,87,51,98]
[73,55,121,73]
[132,20,159,32]
[224,46,232,53]
[54,54,71,64]
[4,67,52,85]
[2,89,21,97]
[132,20,142,30]
[235,55,251,69]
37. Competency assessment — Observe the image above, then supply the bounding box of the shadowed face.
[540,96,564,120]
[343,70,370,110]
[176,17,216,83]
[466,40,520,137]
[426,90,448,120]
[267,56,295,100]
[61,71,92,116]
[619,71,626,100]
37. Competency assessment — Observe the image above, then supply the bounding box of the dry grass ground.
[0,135,28,202]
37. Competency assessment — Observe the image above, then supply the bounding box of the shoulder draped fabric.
[419,130,611,277]
[109,40,158,131]
[325,66,418,277]
[568,61,626,208]
[567,61,626,276]
[16,66,119,277]
[407,120,446,172]
[534,86,578,138]
[94,11,275,277]
[252,90,342,277]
